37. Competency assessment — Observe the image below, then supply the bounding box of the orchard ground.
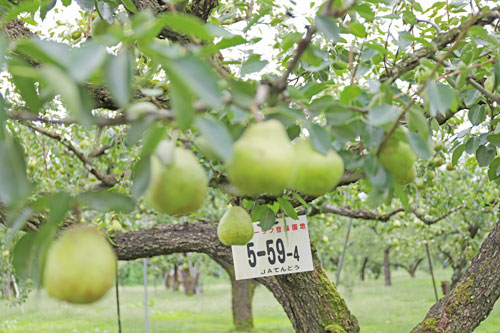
[1,269,499,332]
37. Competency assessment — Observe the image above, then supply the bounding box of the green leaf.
[140,124,168,158]
[494,59,500,91]
[121,0,137,12]
[9,59,43,112]
[169,77,195,130]
[488,157,500,180]
[426,81,456,116]
[166,56,222,108]
[406,131,432,160]
[292,192,309,207]
[368,104,400,126]
[340,85,362,104]
[487,134,500,146]
[306,122,331,155]
[315,15,341,43]
[349,21,367,37]
[241,54,268,76]
[476,145,496,167]
[78,191,135,212]
[392,181,409,211]
[96,0,116,24]
[365,155,390,188]
[75,0,94,11]
[407,107,429,138]
[355,3,374,21]
[132,158,151,200]
[251,204,266,222]
[259,206,276,231]
[0,139,32,206]
[452,144,465,166]
[465,136,480,154]
[277,197,298,220]
[468,105,486,126]
[105,49,133,108]
[0,93,4,140]
[195,116,233,161]
[159,13,212,41]
[68,41,107,82]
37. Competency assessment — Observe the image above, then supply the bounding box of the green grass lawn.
[0,269,498,332]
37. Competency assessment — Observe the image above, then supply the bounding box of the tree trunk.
[218,262,257,331]
[180,261,199,296]
[112,222,359,332]
[360,257,368,281]
[408,258,423,278]
[383,247,391,286]
[412,220,500,332]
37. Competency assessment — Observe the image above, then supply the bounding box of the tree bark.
[412,221,500,332]
[112,222,359,332]
[360,257,368,281]
[408,258,423,278]
[383,247,391,286]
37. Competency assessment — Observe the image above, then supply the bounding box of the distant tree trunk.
[360,257,368,281]
[408,258,423,278]
[384,247,391,286]
[181,261,200,296]
[413,220,500,332]
[440,280,451,295]
[113,223,360,332]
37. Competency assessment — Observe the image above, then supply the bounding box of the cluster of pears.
[217,206,254,246]
[378,137,417,185]
[43,225,117,304]
[226,119,345,197]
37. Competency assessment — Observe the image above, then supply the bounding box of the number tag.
[232,215,313,280]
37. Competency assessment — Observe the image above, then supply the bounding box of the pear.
[379,138,417,185]
[226,120,295,196]
[144,146,207,215]
[43,225,117,304]
[217,206,254,246]
[291,139,344,195]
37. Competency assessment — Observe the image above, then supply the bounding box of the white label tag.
[232,215,313,280]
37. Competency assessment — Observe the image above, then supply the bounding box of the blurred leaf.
[292,192,309,207]
[0,139,32,206]
[349,21,367,37]
[9,59,43,112]
[277,197,298,220]
[488,157,500,181]
[306,122,330,155]
[132,158,151,200]
[75,0,94,11]
[121,0,137,12]
[426,81,456,116]
[195,116,233,161]
[0,93,4,139]
[78,191,135,212]
[368,104,400,126]
[476,145,496,167]
[126,115,156,146]
[96,0,116,23]
[468,105,486,126]
[259,206,276,231]
[169,76,195,130]
[315,15,340,43]
[365,155,390,188]
[68,42,107,82]
[406,131,432,160]
[159,13,212,41]
[392,181,409,211]
[452,144,465,166]
[105,49,133,108]
[487,133,500,146]
[241,54,268,76]
[166,56,222,108]
[140,124,167,158]
[407,107,429,138]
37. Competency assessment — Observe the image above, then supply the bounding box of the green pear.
[144,146,207,215]
[217,206,254,246]
[291,139,344,195]
[43,225,117,304]
[226,120,295,196]
[379,138,417,185]
[195,136,221,162]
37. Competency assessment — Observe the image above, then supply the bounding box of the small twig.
[417,19,442,33]
[467,76,500,104]
[26,124,117,187]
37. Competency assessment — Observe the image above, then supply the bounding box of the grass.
[0,269,498,332]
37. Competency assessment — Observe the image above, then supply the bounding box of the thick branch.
[112,222,359,332]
